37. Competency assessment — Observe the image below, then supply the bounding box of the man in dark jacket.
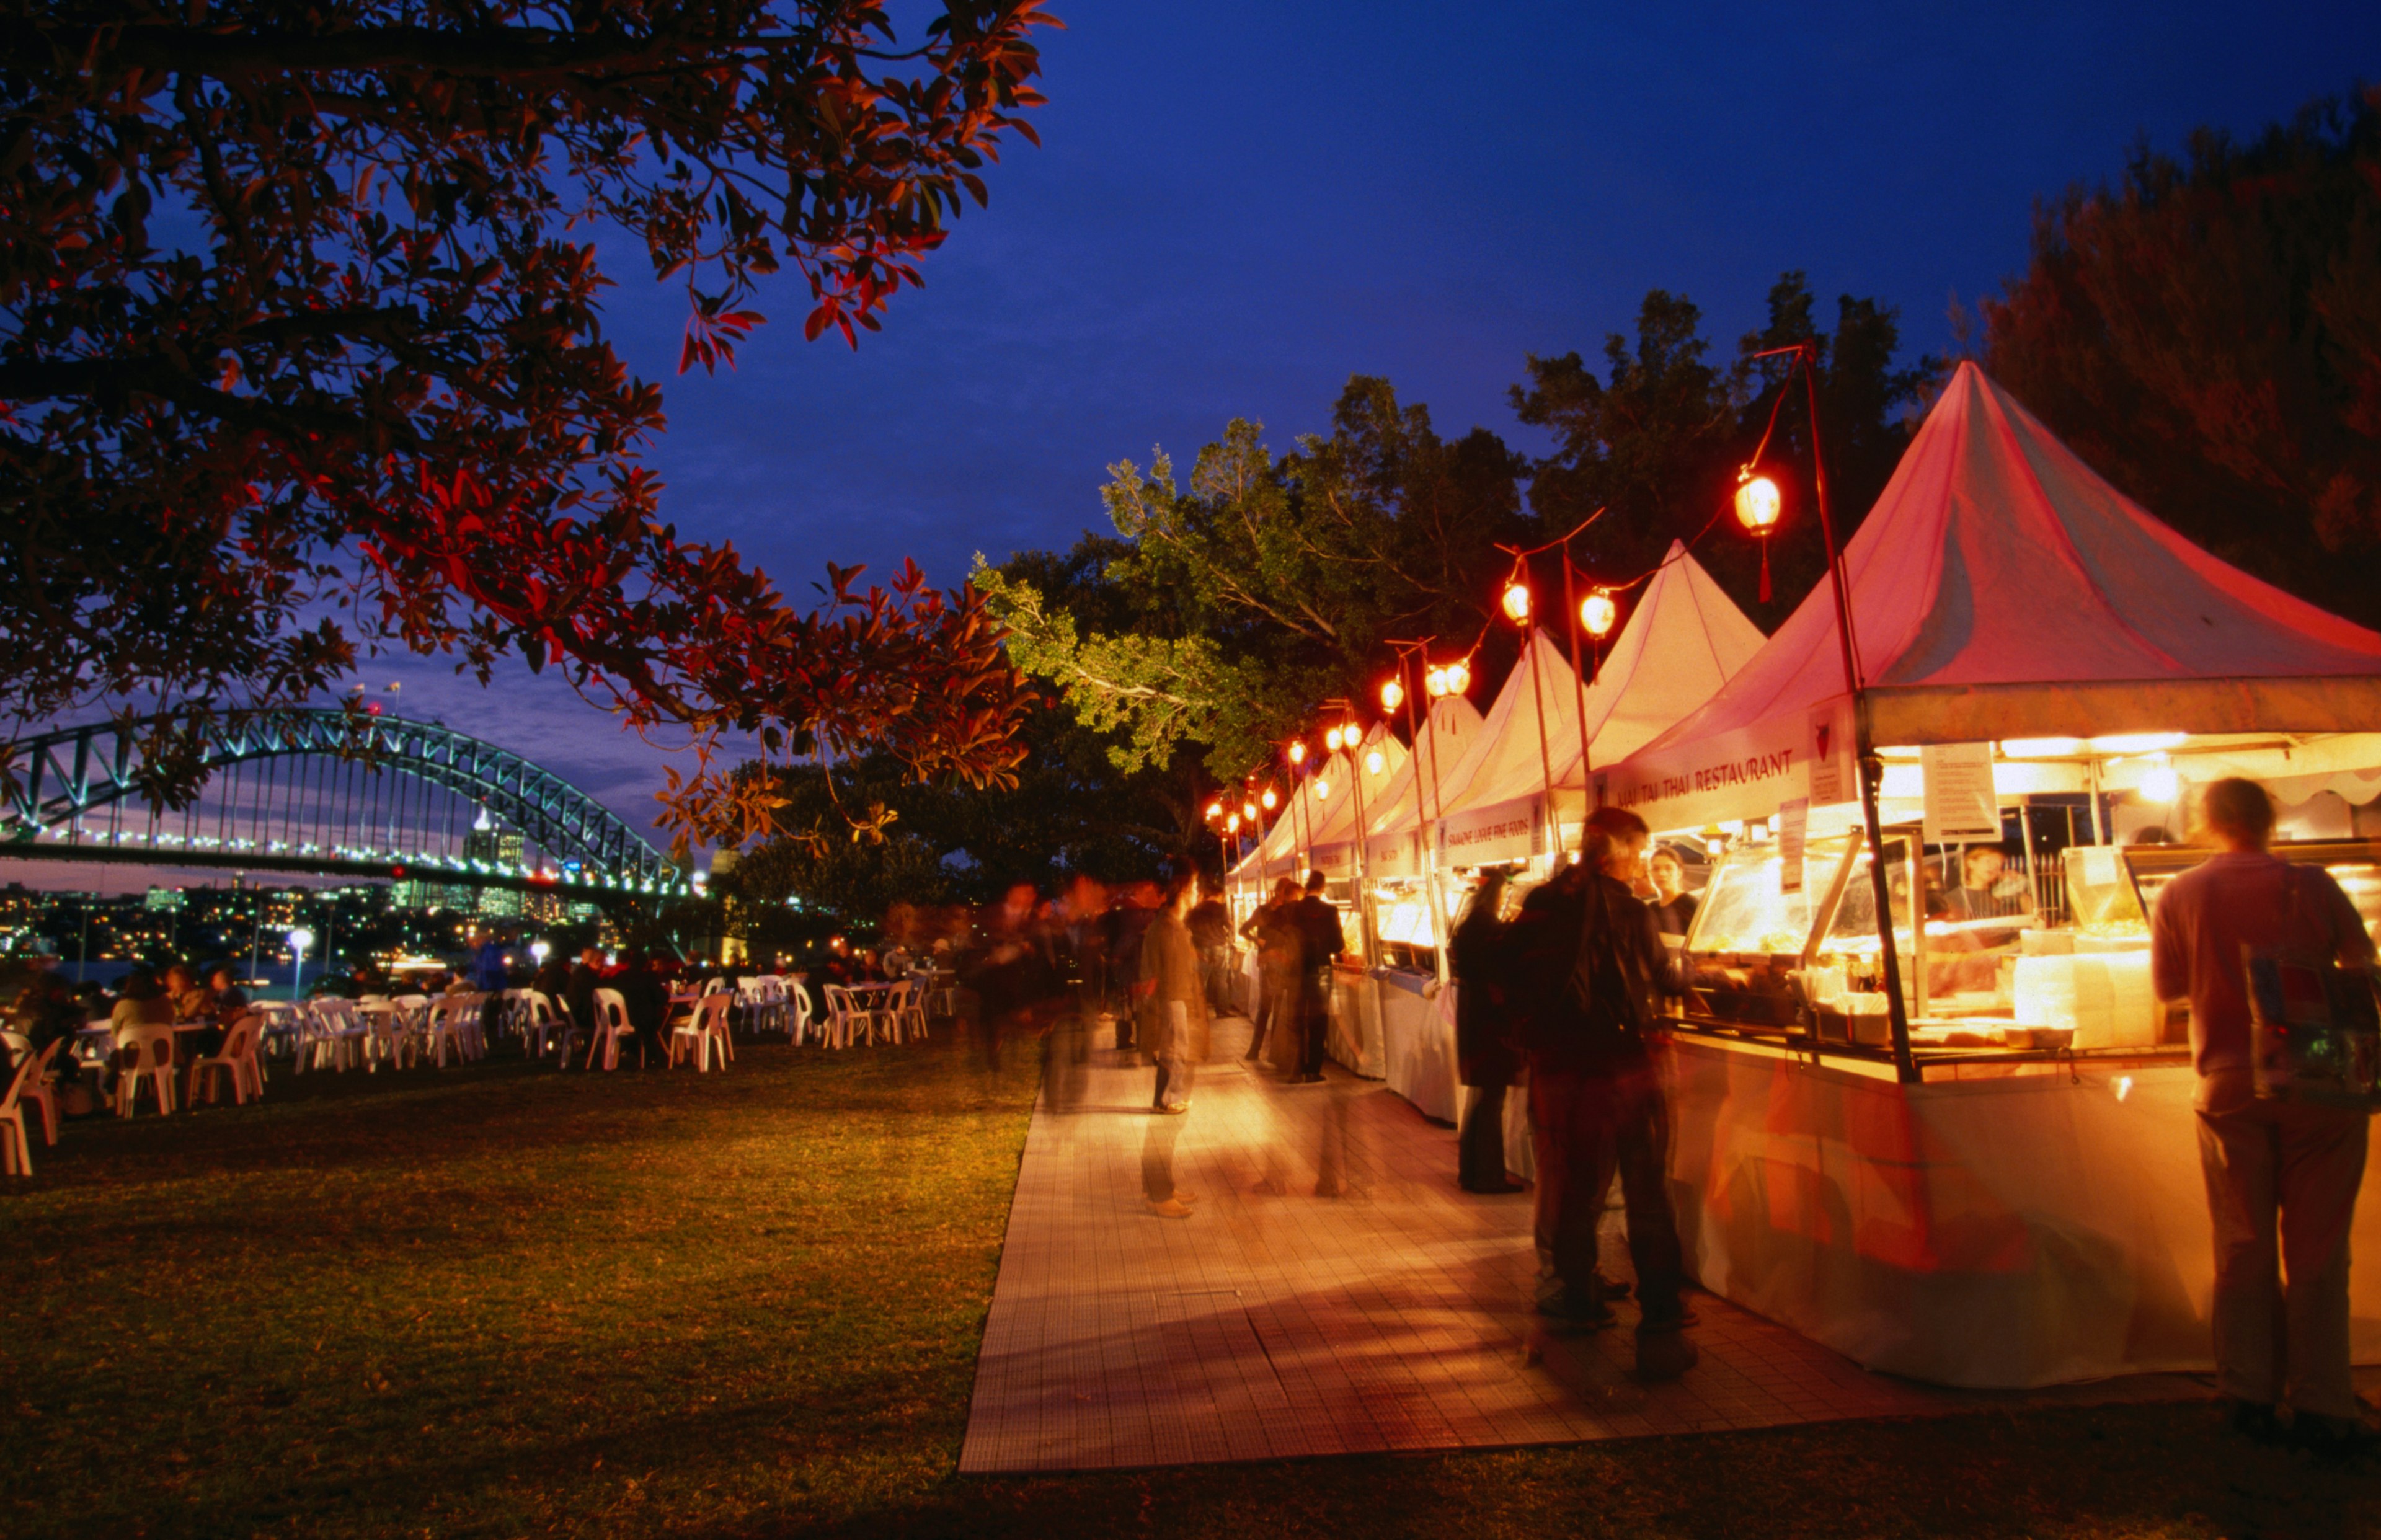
[1512,806,1696,1380]
[565,947,606,1045]
[1449,869,1521,1193]
[1287,871,1346,1083]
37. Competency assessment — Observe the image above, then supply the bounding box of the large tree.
[1982,89,2381,627]
[1512,273,1936,629]
[979,375,1530,781]
[0,0,1055,852]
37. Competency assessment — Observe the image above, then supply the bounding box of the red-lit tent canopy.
[1602,361,2381,831]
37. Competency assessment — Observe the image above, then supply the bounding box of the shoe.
[1146,1198,1193,1219]
[1249,1178,1289,1195]
[1313,1180,1344,1199]
[1460,1178,1527,1195]
[1634,1332,1700,1383]
[1292,1072,1326,1084]
[1637,1307,1698,1332]
[2222,1399,2284,1445]
[1534,1293,1617,1328]
[2289,1412,2376,1464]
[1158,1101,1190,1115]
[1172,1190,1200,1204]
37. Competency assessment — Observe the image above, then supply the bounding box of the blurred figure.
[1142,873,1206,1114]
[164,962,208,1024]
[962,882,1048,1072]
[565,947,606,1045]
[1142,1112,1195,1218]
[1063,875,1112,1026]
[613,950,669,1067]
[193,963,249,1059]
[474,931,511,993]
[8,968,86,1088]
[1450,869,1522,1194]
[1239,878,1301,1066]
[1186,882,1233,1016]
[1287,871,1347,1084]
[1102,880,1161,1053]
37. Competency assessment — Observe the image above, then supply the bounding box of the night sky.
[25,1,2381,891]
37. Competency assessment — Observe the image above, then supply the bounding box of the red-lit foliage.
[0,0,1054,853]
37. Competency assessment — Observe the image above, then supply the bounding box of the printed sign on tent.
[1778,797,1810,894]
[1920,741,2002,843]
[1437,793,1541,867]
[1808,702,1848,805]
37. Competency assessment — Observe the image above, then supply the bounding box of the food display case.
[1680,830,2381,1061]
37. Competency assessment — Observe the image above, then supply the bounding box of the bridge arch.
[1,709,680,889]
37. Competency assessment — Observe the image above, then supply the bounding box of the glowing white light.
[2000,737,2083,758]
[2089,732,2186,756]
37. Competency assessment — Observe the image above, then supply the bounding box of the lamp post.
[1742,339,1913,1083]
[1502,576,1563,865]
[286,926,315,1000]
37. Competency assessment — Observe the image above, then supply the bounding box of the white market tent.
[1229,720,1411,888]
[1424,542,1765,867]
[1600,361,2381,833]
[1358,693,1486,879]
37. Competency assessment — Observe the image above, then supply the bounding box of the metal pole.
[1419,689,1455,989]
[1560,555,1594,810]
[1522,624,1561,865]
[1797,345,1916,1084]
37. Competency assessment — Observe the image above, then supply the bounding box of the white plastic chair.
[520,991,570,1061]
[585,988,639,1070]
[787,974,815,1044]
[0,1048,42,1175]
[422,996,479,1068]
[113,1024,179,1116]
[891,979,928,1043]
[187,1012,266,1106]
[820,984,866,1048]
[668,993,734,1071]
[1,1035,63,1148]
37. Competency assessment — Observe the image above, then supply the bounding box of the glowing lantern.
[1323,725,1346,753]
[1380,676,1405,713]
[1365,750,1385,775]
[1314,778,1331,801]
[1734,474,1781,533]
[1581,590,1617,639]
[1204,800,1223,821]
[1261,787,1278,810]
[1443,660,1471,696]
[1501,582,1532,623]
[1242,800,1259,822]
[1287,740,1306,766]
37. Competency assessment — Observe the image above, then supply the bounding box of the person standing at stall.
[1514,805,1696,1380]
[2150,777,2374,1457]
[1239,878,1300,1066]
[1646,848,1699,940]
[1287,871,1346,1084]
[1450,869,1522,1193]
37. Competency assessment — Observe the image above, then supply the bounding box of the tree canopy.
[981,279,1935,794]
[1982,87,2381,628]
[0,0,1055,853]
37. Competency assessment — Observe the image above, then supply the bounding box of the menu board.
[1920,741,2000,843]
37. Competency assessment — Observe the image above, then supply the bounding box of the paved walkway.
[960,1015,2213,1474]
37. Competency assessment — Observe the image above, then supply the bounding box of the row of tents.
[1231,360,2381,909]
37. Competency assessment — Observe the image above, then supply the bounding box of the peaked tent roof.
[1231,722,1412,883]
[1425,542,1766,825]
[1359,694,1486,861]
[1603,361,2381,830]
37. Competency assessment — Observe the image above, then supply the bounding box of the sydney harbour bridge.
[1,709,692,902]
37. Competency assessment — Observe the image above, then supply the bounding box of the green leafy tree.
[983,375,1528,780]
[1982,89,2381,626]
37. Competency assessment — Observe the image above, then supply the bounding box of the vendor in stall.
[1647,846,1699,941]
[1940,841,2033,939]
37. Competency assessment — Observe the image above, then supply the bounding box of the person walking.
[1142,873,1208,1115]
[1102,880,1160,1053]
[1186,883,1233,1016]
[2151,777,2375,1457]
[1450,869,1523,1193]
[1287,872,1346,1083]
[1512,806,1696,1381]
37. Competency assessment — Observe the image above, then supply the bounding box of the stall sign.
[1437,792,1541,867]
[1920,741,2001,843]
[1367,828,1420,878]
[1311,840,1355,879]
[1778,797,1810,893]
[1809,701,1852,805]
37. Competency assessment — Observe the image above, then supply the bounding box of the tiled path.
[960,1015,2217,1474]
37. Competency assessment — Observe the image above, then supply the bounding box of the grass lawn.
[2,1030,2372,1539]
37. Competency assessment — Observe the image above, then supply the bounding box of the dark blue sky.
[35,2,2377,893]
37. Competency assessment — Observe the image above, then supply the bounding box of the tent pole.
[1349,727,1385,1060]
[1523,627,1561,866]
[1792,343,1918,1085]
[1561,555,1594,819]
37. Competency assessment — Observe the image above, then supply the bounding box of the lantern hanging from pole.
[1379,676,1404,713]
[1287,740,1306,766]
[1241,800,1258,822]
[1365,749,1385,774]
[1501,582,1531,624]
[1260,787,1278,811]
[1313,777,1331,801]
[1205,800,1223,821]
[1581,589,1617,639]
[1735,470,1783,601]
[1444,659,1471,696]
